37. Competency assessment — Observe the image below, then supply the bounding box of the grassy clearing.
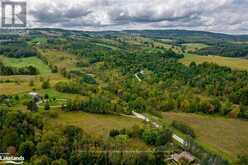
[0,74,66,95]
[180,53,248,70]
[182,43,209,52]
[38,49,80,71]
[45,110,149,150]
[29,37,48,45]
[0,56,51,75]
[0,82,41,95]
[52,111,144,137]
[162,112,248,161]
[38,88,85,100]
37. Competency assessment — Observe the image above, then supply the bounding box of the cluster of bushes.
[109,128,130,138]
[171,121,196,138]
[55,81,83,94]
[62,96,114,114]
[110,126,173,147]
[238,155,248,165]
[0,62,39,75]
[177,97,221,114]
[0,45,38,58]
[0,95,19,107]
[80,74,97,84]
[141,127,173,146]
[41,79,51,89]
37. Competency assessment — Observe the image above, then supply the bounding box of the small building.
[29,92,39,97]
[168,151,196,164]
[28,92,41,101]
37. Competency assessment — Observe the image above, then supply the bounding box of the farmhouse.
[168,151,196,164]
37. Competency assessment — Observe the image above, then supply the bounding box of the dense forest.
[0,41,38,58]
[195,43,248,57]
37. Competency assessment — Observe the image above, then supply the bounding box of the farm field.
[0,74,66,95]
[50,111,151,151]
[182,43,209,52]
[52,111,144,137]
[0,56,51,75]
[162,112,248,161]
[180,53,248,70]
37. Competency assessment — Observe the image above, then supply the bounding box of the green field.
[0,74,66,95]
[162,112,248,161]
[180,53,248,70]
[30,37,48,45]
[53,111,144,137]
[182,43,209,52]
[0,56,51,75]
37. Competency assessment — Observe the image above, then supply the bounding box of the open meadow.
[162,112,248,161]
[0,56,51,75]
[180,53,248,70]
[51,111,144,137]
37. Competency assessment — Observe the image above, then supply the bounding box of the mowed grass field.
[180,53,248,70]
[0,56,51,75]
[162,112,248,161]
[53,111,144,137]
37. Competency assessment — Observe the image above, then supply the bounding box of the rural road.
[132,111,185,145]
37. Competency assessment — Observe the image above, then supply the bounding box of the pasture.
[0,56,51,75]
[53,111,144,137]
[180,53,248,70]
[162,112,248,161]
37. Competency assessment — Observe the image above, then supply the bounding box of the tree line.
[0,61,39,75]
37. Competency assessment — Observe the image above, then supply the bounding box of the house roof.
[171,151,195,163]
[29,92,39,97]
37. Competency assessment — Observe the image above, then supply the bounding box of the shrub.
[237,155,248,165]
[109,129,120,137]
[141,127,172,146]
[18,141,35,160]
[42,80,50,89]
[44,101,50,111]
[55,81,82,94]
[156,129,172,146]
[80,74,96,84]
[228,107,240,118]
[141,128,158,145]
[47,111,58,118]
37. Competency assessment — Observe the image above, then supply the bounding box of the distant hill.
[124,30,248,44]
[2,28,248,57]
[2,28,248,43]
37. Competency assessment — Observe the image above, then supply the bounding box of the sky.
[1,0,248,34]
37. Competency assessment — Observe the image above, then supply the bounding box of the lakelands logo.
[1,1,27,28]
[0,153,24,164]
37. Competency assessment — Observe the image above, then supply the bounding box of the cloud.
[22,0,248,34]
